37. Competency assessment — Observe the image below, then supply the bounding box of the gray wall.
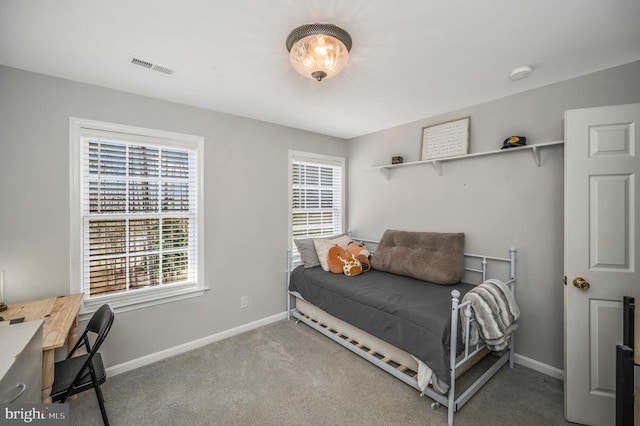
[3,60,640,373]
[346,60,640,370]
[0,65,346,366]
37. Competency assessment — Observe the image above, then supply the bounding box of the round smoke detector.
[510,66,532,81]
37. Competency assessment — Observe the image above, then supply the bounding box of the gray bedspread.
[289,266,475,386]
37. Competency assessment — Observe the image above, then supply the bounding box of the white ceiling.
[1,0,639,139]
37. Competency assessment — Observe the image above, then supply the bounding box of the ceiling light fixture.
[286,23,352,82]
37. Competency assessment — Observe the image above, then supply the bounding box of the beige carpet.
[69,320,573,425]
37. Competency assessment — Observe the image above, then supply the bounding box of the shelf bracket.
[531,145,541,167]
[379,167,391,180]
[431,161,443,176]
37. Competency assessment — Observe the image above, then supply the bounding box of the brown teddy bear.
[327,245,362,276]
[347,241,371,272]
[327,245,346,273]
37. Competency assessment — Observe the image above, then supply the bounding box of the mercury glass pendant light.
[286,23,352,82]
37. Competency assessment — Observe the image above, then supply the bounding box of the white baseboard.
[107,312,565,383]
[106,311,287,377]
[514,353,564,381]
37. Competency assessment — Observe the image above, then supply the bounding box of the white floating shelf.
[372,140,564,179]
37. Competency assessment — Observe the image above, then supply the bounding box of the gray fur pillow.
[370,230,464,285]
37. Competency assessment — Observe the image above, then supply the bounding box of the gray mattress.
[289,265,475,386]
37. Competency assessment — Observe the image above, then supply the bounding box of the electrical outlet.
[240,296,248,309]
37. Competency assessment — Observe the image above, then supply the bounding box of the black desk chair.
[51,304,115,426]
[616,297,635,426]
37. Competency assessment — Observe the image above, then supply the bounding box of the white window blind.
[290,152,345,256]
[80,129,199,299]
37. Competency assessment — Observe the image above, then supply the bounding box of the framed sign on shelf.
[420,117,470,160]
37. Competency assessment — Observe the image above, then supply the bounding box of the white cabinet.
[0,320,43,403]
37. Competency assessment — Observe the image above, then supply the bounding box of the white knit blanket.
[461,278,519,351]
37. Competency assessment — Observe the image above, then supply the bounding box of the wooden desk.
[1,294,83,403]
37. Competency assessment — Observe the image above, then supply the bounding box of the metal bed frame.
[286,238,517,426]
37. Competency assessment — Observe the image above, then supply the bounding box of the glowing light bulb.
[286,24,352,82]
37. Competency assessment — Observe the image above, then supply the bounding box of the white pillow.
[313,235,353,271]
[332,235,352,249]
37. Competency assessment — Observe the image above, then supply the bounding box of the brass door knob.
[572,277,590,290]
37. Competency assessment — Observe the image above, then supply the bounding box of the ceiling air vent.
[151,63,175,75]
[128,56,175,76]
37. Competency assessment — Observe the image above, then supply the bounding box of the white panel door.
[564,103,640,425]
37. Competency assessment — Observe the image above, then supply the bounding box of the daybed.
[286,230,518,426]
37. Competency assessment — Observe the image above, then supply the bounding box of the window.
[70,118,205,313]
[289,151,345,258]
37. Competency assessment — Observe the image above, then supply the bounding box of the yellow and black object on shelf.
[501,136,527,149]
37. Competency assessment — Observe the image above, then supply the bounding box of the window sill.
[79,284,210,321]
